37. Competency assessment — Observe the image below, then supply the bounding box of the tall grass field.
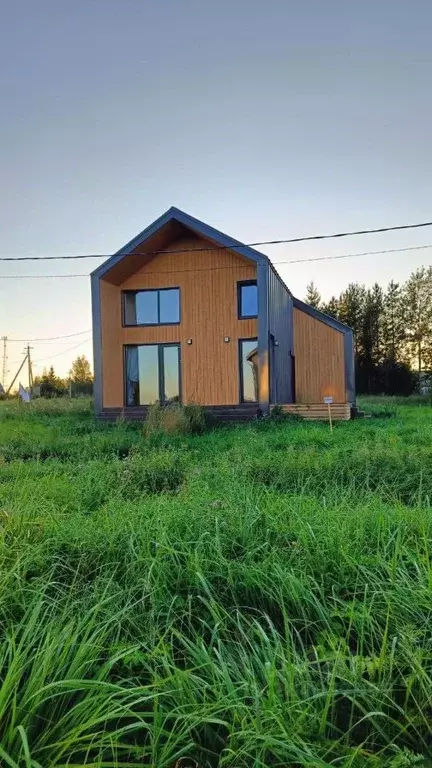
[0,397,432,767]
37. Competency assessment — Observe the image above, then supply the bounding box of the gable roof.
[91,206,269,280]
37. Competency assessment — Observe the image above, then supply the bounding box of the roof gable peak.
[91,207,269,279]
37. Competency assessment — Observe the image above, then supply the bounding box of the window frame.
[122,287,181,327]
[123,342,182,407]
[237,280,258,319]
[238,337,259,404]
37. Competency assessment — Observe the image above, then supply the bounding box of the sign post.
[323,396,333,432]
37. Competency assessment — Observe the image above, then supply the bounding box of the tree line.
[33,355,93,397]
[305,266,432,395]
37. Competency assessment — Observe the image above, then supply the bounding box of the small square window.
[238,281,258,318]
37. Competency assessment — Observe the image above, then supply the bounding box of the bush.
[270,405,304,423]
[144,402,207,436]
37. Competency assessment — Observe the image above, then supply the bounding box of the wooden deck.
[273,403,352,421]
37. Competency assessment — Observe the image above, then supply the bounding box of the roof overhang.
[292,296,353,334]
[91,206,268,284]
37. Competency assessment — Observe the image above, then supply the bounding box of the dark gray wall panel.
[257,263,270,413]
[268,267,293,404]
[91,275,103,415]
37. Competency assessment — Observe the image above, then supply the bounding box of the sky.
[1,0,432,386]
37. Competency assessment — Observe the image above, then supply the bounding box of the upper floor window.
[123,288,180,326]
[238,280,258,319]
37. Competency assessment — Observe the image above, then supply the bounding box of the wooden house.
[91,207,355,421]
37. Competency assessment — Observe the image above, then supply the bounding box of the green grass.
[0,396,432,766]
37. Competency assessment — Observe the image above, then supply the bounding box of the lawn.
[0,397,431,767]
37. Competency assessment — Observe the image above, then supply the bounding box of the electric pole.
[26,345,34,390]
[7,350,28,395]
[1,336,8,389]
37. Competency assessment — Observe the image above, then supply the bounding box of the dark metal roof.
[292,296,353,334]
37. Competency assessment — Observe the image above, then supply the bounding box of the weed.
[0,396,431,765]
[144,401,207,436]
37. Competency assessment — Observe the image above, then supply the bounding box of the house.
[91,207,355,421]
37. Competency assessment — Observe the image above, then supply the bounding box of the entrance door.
[239,338,258,402]
[125,343,181,406]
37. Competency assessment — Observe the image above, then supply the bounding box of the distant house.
[91,207,355,421]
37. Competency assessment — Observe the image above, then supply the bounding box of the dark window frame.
[122,287,181,327]
[237,280,258,319]
[123,342,182,407]
[238,337,258,404]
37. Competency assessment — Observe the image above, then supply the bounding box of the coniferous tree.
[338,283,366,355]
[382,280,406,361]
[322,296,340,319]
[357,284,384,393]
[403,267,432,384]
[305,281,322,309]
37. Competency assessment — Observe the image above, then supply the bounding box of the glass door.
[125,343,180,405]
[239,338,258,402]
[162,344,180,404]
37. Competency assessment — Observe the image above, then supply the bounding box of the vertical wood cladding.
[293,307,346,403]
[100,234,257,407]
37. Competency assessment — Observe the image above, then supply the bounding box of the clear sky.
[1,0,431,386]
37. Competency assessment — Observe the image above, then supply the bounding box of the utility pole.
[26,344,34,389]
[7,351,28,395]
[1,336,8,389]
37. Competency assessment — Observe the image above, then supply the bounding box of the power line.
[1,242,432,281]
[282,243,432,265]
[1,219,432,262]
[32,338,92,365]
[0,274,89,279]
[7,329,92,343]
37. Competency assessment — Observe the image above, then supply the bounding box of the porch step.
[206,405,260,423]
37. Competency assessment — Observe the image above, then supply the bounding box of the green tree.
[338,283,366,355]
[403,267,432,382]
[305,281,322,309]
[322,296,340,319]
[362,283,384,362]
[69,355,93,384]
[34,366,67,398]
[356,284,384,393]
[382,280,406,361]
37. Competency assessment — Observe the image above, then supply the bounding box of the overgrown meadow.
[0,397,432,767]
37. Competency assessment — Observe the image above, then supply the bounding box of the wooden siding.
[100,233,257,408]
[293,307,346,403]
[273,403,351,421]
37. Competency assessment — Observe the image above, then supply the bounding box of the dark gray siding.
[91,275,103,415]
[267,266,293,404]
[257,263,270,413]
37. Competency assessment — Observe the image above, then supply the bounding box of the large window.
[125,344,180,406]
[239,338,258,402]
[238,280,258,319]
[123,288,180,326]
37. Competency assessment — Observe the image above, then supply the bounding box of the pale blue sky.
[1,0,431,383]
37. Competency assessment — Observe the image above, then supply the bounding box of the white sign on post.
[323,396,333,431]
